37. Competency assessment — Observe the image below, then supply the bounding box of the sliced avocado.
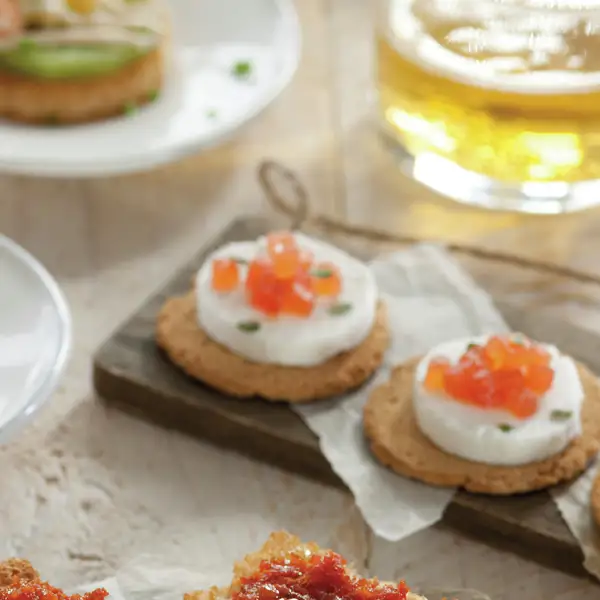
[0,43,148,79]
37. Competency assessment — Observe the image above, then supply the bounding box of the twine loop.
[258,159,600,289]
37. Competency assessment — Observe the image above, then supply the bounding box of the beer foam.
[387,0,600,94]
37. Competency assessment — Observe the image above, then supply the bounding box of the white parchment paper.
[293,244,510,542]
[74,559,227,600]
[552,461,600,579]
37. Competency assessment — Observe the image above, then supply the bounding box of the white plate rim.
[0,235,72,441]
[0,0,302,178]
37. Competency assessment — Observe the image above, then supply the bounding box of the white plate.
[0,0,301,177]
[0,236,71,442]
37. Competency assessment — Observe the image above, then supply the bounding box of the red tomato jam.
[0,580,109,600]
[233,551,409,600]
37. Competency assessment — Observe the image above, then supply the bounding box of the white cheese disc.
[195,233,378,367]
[413,336,583,466]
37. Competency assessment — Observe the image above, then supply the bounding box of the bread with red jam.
[184,531,425,600]
[0,559,39,588]
[0,559,108,600]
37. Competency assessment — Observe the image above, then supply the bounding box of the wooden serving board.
[93,216,600,581]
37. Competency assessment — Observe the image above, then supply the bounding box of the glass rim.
[386,0,600,13]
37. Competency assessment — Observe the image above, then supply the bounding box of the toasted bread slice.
[185,531,425,600]
[0,559,39,588]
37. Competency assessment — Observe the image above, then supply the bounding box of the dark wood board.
[93,216,600,581]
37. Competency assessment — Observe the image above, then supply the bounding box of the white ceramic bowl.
[0,0,301,177]
[0,236,71,442]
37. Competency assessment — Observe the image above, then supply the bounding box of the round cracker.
[156,292,389,402]
[363,357,600,494]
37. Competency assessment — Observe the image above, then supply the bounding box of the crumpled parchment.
[293,244,510,541]
[552,460,600,580]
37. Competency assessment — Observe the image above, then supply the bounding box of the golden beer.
[377,0,600,212]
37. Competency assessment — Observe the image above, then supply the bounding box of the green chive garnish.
[237,321,261,333]
[328,303,352,316]
[232,60,252,79]
[127,25,153,33]
[511,333,527,346]
[206,109,218,119]
[467,343,479,350]
[311,268,333,279]
[498,424,513,432]
[148,89,160,102]
[123,102,137,116]
[550,410,572,422]
[19,38,36,50]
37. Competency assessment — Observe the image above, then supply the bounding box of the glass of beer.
[376,0,600,213]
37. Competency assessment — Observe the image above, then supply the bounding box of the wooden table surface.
[1,1,600,599]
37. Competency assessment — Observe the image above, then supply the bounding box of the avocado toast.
[0,0,168,124]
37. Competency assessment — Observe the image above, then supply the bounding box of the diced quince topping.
[245,258,287,317]
[424,335,554,419]
[424,357,449,392]
[267,231,302,279]
[211,258,239,292]
[311,262,342,298]
[209,232,346,319]
[281,270,314,317]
